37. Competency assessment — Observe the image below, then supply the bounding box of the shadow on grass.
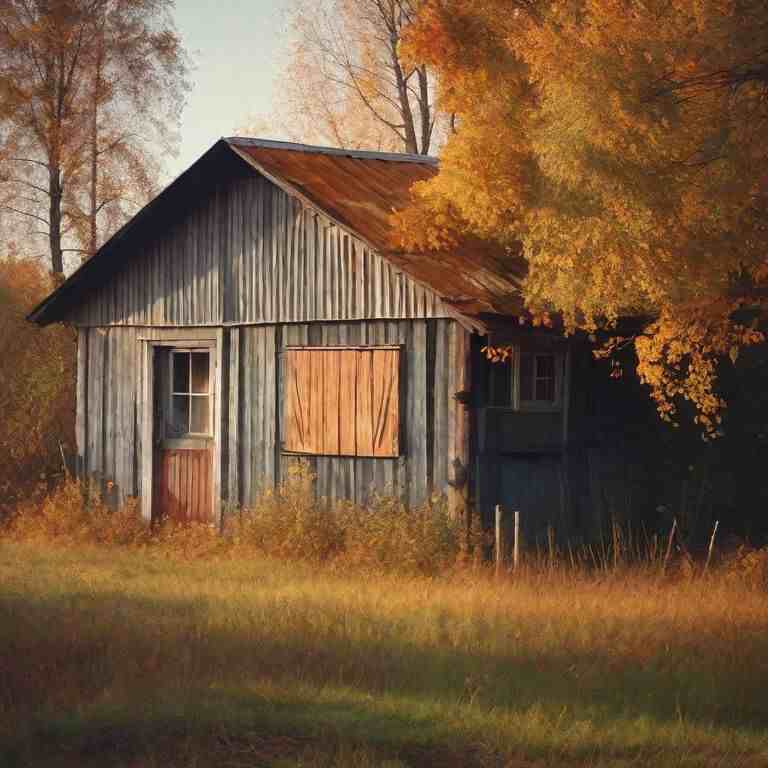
[6,691,499,768]
[2,580,768,766]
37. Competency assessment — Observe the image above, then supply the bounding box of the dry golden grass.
[6,468,470,574]
[3,477,768,766]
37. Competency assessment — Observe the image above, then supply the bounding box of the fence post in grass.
[495,504,505,577]
[662,517,677,575]
[513,510,520,573]
[704,520,719,574]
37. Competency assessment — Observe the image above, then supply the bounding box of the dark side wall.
[473,331,768,549]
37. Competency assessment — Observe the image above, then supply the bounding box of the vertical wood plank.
[447,322,472,523]
[356,349,374,456]
[213,328,224,528]
[245,327,256,502]
[372,349,399,457]
[75,328,88,478]
[140,341,153,522]
[308,350,325,454]
[433,320,450,494]
[408,321,428,507]
[228,327,240,507]
[323,349,341,455]
[264,325,278,489]
[339,351,357,456]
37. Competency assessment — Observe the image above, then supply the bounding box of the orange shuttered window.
[283,347,400,457]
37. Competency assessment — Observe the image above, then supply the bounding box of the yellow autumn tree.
[398,0,768,434]
[0,252,74,506]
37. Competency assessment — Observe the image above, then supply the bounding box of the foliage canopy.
[0,255,74,505]
[398,0,768,433]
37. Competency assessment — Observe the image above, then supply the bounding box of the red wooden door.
[153,348,214,523]
[154,448,212,523]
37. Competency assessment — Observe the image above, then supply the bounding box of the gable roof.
[29,137,524,328]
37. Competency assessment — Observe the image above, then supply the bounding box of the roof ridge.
[225,136,438,165]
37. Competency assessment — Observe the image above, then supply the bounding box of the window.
[519,352,557,406]
[168,350,212,437]
[283,347,400,457]
[487,347,563,410]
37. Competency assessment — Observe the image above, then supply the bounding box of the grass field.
[1,543,768,767]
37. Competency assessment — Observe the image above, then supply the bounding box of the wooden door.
[153,347,214,523]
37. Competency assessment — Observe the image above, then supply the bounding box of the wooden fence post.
[704,520,719,574]
[662,517,677,575]
[513,510,520,572]
[495,504,505,577]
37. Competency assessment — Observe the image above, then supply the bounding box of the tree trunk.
[417,66,432,155]
[88,42,103,260]
[48,163,64,276]
[387,32,419,154]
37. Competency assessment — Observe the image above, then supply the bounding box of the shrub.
[337,493,463,574]
[6,466,468,574]
[0,256,74,513]
[228,463,466,574]
[227,462,345,562]
[7,478,150,547]
[721,545,768,589]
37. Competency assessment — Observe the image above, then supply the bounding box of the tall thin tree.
[0,0,188,275]
[268,0,444,154]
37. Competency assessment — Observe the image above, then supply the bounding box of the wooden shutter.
[283,348,399,457]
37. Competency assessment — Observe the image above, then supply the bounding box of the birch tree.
[272,0,445,154]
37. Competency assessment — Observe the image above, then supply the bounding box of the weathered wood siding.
[72,173,449,327]
[76,326,145,507]
[76,319,467,513]
[228,319,461,510]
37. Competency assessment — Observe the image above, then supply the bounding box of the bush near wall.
[0,257,75,514]
[6,466,474,575]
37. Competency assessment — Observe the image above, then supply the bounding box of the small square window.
[520,352,558,408]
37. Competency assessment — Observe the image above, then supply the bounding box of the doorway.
[151,345,215,523]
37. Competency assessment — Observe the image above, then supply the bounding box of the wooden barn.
[32,137,763,545]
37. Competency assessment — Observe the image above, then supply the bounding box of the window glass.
[173,352,189,393]
[536,354,555,381]
[519,352,557,405]
[168,350,212,437]
[191,352,209,394]
[190,396,210,434]
[171,395,190,437]
[519,353,534,401]
[535,375,555,402]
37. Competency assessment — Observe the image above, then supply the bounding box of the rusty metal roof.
[29,138,524,327]
[227,138,524,323]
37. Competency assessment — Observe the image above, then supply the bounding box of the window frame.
[514,349,563,412]
[280,344,403,458]
[167,348,214,438]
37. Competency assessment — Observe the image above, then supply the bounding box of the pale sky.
[168,0,292,180]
